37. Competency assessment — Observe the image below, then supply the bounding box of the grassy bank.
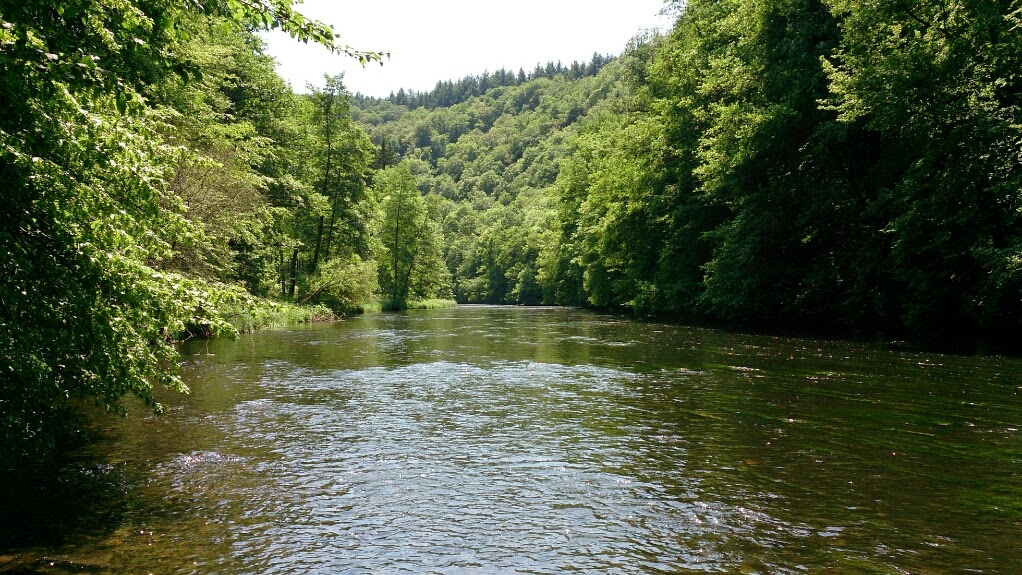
[406,298,458,310]
[183,282,459,341]
[375,298,458,312]
[180,279,337,339]
[222,299,336,333]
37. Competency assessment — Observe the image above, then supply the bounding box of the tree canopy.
[0,0,382,465]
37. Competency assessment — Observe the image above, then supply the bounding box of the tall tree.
[0,0,379,464]
[307,74,376,273]
[374,162,450,309]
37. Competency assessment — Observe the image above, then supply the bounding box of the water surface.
[2,306,1020,573]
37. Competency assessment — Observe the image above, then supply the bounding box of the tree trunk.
[324,190,340,262]
[311,88,335,274]
[398,217,426,306]
[310,215,324,273]
[279,248,287,297]
[288,248,299,299]
[390,186,404,307]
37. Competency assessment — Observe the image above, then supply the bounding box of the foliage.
[404,299,458,310]
[353,61,626,306]
[301,255,378,314]
[537,0,1022,336]
[373,162,452,310]
[821,0,1022,334]
[332,0,1022,338]
[352,53,614,111]
[0,0,377,465]
[305,74,377,272]
[152,18,287,287]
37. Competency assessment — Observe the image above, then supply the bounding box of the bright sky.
[263,1,672,97]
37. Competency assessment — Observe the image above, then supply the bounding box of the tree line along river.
[1,306,1019,574]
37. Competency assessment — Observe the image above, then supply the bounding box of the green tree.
[301,255,378,314]
[0,0,379,464]
[374,162,450,309]
[152,18,289,290]
[822,0,1022,334]
[674,0,851,324]
[307,74,375,273]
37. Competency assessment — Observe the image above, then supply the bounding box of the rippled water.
[2,306,1020,573]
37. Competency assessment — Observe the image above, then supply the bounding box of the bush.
[303,256,379,314]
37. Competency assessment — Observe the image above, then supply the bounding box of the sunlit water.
[2,306,1020,574]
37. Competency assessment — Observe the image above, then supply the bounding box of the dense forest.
[3,0,1021,463]
[354,0,1022,339]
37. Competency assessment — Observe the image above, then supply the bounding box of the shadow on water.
[0,453,131,573]
[0,402,228,574]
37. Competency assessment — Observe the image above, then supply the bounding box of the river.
[1,306,1020,574]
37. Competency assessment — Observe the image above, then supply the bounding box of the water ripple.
[10,308,1018,575]
[191,359,806,574]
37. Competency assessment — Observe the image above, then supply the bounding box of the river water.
[2,306,1020,574]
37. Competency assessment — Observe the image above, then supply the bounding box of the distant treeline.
[352,53,615,111]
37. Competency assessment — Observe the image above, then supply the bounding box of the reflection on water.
[2,306,1020,574]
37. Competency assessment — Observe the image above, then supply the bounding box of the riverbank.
[177,280,338,340]
[219,298,337,334]
[369,298,459,313]
[185,287,458,337]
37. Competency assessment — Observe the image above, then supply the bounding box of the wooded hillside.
[355,0,1022,339]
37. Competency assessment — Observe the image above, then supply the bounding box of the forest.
[2,0,1021,464]
[354,0,1022,336]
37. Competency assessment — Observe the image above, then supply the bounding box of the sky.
[262,1,672,97]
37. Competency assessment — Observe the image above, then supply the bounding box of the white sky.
[263,1,672,97]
